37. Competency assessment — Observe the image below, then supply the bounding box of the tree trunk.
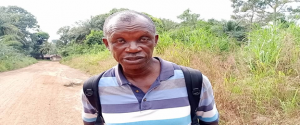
[40,51,44,59]
[250,9,254,25]
[274,7,277,25]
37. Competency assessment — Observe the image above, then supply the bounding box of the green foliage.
[0,5,48,60]
[141,12,164,32]
[84,30,104,45]
[288,6,300,21]
[0,6,39,49]
[0,44,36,72]
[89,8,129,31]
[157,26,236,53]
[223,20,247,41]
[56,26,71,44]
[39,42,52,55]
[0,6,46,71]
[231,0,300,26]
[30,31,50,58]
[159,18,178,32]
[245,25,284,72]
[58,43,106,57]
[177,9,200,27]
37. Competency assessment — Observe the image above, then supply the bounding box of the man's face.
[103,15,158,70]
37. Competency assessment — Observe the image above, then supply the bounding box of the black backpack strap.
[83,72,106,125]
[180,66,203,125]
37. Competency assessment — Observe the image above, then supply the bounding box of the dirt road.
[0,61,90,125]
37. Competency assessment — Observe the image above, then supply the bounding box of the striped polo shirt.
[82,57,219,125]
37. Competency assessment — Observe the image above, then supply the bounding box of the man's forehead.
[106,14,149,28]
[105,15,155,36]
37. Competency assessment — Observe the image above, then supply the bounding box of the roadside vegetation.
[0,6,53,72]
[0,44,37,71]
[56,1,299,124]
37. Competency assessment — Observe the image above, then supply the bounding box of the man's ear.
[102,37,110,51]
[154,35,159,47]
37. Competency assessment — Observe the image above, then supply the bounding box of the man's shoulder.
[83,66,117,87]
[157,57,181,70]
[102,66,116,77]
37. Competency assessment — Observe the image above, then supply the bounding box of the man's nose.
[126,41,141,52]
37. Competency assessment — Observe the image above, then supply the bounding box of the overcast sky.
[1,0,233,41]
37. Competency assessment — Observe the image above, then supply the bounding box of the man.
[82,10,219,125]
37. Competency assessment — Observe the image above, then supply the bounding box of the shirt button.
[143,98,147,102]
[136,90,139,93]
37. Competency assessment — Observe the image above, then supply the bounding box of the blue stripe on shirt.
[146,87,188,101]
[98,77,119,87]
[83,117,97,122]
[100,94,138,104]
[168,70,184,80]
[198,112,219,122]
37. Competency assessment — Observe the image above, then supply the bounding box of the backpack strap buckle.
[192,88,200,96]
[85,89,94,96]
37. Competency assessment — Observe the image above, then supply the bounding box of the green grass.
[0,56,37,72]
[60,50,116,75]
[0,44,37,72]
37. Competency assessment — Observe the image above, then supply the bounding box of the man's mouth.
[124,56,144,60]
[123,56,144,64]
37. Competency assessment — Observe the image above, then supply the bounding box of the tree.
[84,30,104,45]
[160,18,179,32]
[231,0,300,26]
[34,32,50,45]
[231,0,266,25]
[4,6,39,44]
[0,10,24,50]
[141,12,164,32]
[0,8,20,36]
[223,20,247,41]
[31,32,50,58]
[67,23,91,44]
[0,6,40,56]
[177,9,200,27]
[264,0,299,25]
[288,6,300,21]
[89,8,129,31]
[0,7,25,47]
[39,42,51,58]
[57,26,71,45]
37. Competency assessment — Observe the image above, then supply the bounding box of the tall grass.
[157,24,300,124]
[60,50,116,75]
[226,24,300,124]
[158,27,235,53]
[0,44,37,72]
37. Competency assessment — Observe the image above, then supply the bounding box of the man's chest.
[98,78,192,125]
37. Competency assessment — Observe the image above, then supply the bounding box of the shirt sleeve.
[81,90,98,123]
[196,74,219,123]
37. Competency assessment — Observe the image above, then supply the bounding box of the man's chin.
[123,58,145,65]
[120,63,146,70]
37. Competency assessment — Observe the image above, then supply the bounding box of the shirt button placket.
[141,97,147,110]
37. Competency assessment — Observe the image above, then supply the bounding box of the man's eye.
[140,37,149,42]
[117,39,125,43]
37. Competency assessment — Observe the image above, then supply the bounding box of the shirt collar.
[115,57,175,86]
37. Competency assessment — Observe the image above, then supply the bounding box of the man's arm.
[196,75,219,125]
[81,90,98,125]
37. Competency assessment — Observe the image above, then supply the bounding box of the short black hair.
[103,10,156,37]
